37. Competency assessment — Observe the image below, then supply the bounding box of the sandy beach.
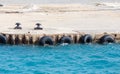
[0,4,120,34]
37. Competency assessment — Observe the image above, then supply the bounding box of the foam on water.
[0,44,120,74]
[103,2,120,7]
[0,0,120,13]
[95,2,120,9]
[21,5,39,12]
[0,0,120,4]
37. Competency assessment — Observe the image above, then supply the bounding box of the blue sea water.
[0,44,120,74]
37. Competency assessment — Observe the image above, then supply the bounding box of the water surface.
[0,0,120,4]
[0,44,120,74]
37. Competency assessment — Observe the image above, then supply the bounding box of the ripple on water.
[0,44,119,74]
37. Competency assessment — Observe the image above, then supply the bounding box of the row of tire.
[0,34,115,46]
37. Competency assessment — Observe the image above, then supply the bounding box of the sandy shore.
[0,4,120,34]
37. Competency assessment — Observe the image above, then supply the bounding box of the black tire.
[39,36,54,46]
[99,35,115,44]
[59,36,73,44]
[80,34,92,44]
[0,34,7,44]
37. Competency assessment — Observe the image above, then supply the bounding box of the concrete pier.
[0,4,119,45]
